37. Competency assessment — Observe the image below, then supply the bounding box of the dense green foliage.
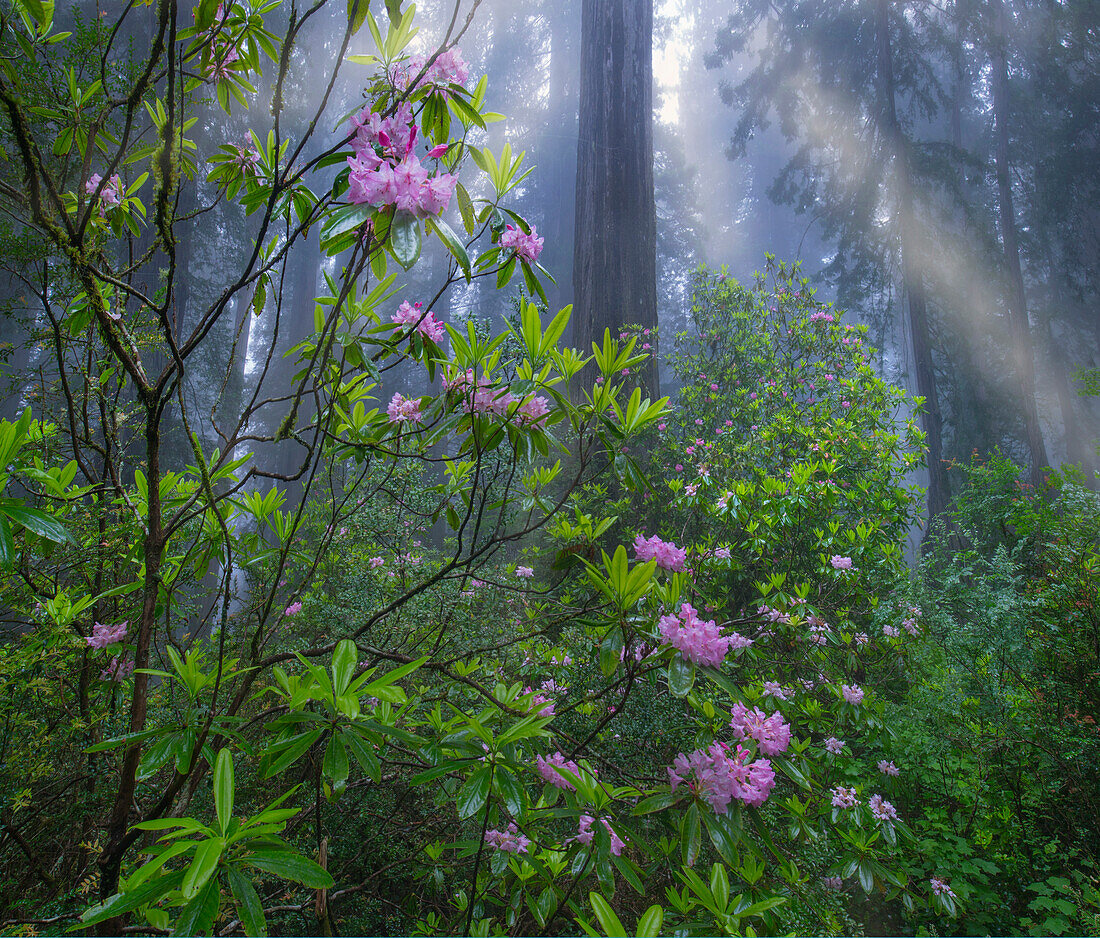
[0,3,1096,938]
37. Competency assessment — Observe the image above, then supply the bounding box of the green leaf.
[428,217,471,281]
[214,748,234,833]
[172,874,220,937]
[703,808,742,865]
[456,764,492,820]
[588,892,627,938]
[182,836,223,899]
[667,655,695,697]
[226,864,267,937]
[493,767,525,817]
[245,848,334,888]
[388,210,421,269]
[0,518,12,568]
[681,803,701,868]
[1,505,70,543]
[636,904,663,937]
[76,870,185,928]
[633,791,678,816]
[323,733,349,786]
[342,729,381,782]
[261,729,322,778]
[347,0,369,34]
[331,639,357,695]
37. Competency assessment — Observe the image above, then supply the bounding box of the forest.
[0,0,1097,935]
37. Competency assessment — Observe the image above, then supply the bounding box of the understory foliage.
[0,3,1095,938]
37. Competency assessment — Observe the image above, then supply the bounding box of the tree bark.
[991,0,1049,487]
[876,0,949,523]
[572,0,659,398]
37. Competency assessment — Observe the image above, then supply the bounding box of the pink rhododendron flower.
[763,681,789,701]
[515,565,534,578]
[535,751,580,790]
[633,534,686,571]
[714,546,731,559]
[824,736,844,754]
[516,394,550,426]
[830,555,853,570]
[930,877,956,898]
[369,556,385,568]
[869,793,898,820]
[658,603,731,668]
[668,742,775,813]
[831,786,859,809]
[101,656,134,682]
[387,393,423,424]
[524,687,555,717]
[86,620,128,649]
[877,760,899,777]
[575,815,625,856]
[499,223,544,264]
[85,173,122,209]
[284,601,303,616]
[842,684,864,705]
[391,301,445,342]
[484,823,529,854]
[729,703,791,756]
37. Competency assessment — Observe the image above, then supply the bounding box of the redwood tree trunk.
[572,0,658,397]
[991,0,1049,486]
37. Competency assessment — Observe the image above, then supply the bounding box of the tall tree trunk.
[990,0,1049,486]
[572,0,659,397]
[876,0,949,524]
[539,1,579,314]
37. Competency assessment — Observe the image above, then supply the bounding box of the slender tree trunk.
[876,0,949,523]
[991,0,1049,486]
[573,0,659,397]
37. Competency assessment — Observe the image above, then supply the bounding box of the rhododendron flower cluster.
[515,565,534,578]
[930,877,956,898]
[877,759,899,776]
[524,687,555,717]
[499,223,544,264]
[633,533,686,571]
[85,173,122,210]
[658,603,731,667]
[824,736,845,754]
[345,101,456,217]
[842,684,865,705]
[284,601,303,616]
[763,681,789,700]
[387,392,424,424]
[575,815,625,856]
[443,369,549,427]
[101,656,134,682]
[484,823,529,854]
[86,620,128,649]
[831,786,859,808]
[535,751,580,790]
[391,301,445,342]
[830,555,853,570]
[668,742,776,812]
[729,703,791,756]
[388,48,470,93]
[869,793,898,820]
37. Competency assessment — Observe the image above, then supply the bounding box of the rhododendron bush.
[0,3,967,936]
